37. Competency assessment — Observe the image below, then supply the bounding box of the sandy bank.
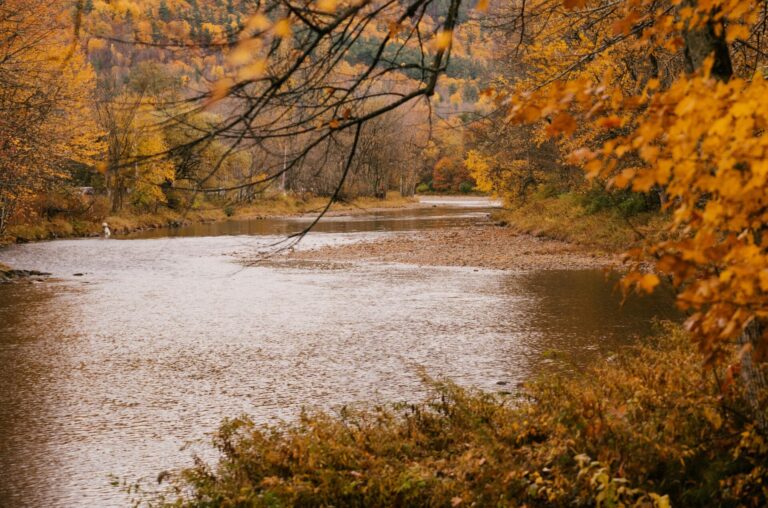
[288,224,618,271]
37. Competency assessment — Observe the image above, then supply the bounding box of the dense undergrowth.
[141,324,767,507]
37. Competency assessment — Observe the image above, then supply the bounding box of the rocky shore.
[288,224,618,271]
[0,263,51,283]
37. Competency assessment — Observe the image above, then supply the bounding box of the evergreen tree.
[199,26,213,46]
[83,0,94,14]
[158,0,171,22]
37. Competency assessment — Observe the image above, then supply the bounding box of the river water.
[0,197,677,507]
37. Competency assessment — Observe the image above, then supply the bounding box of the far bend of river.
[0,197,679,507]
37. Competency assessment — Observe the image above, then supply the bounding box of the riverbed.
[0,197,677,507]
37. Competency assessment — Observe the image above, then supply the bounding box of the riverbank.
[1,193,419,245]
[492,193,668,252]
[288,224,618,270]
[0,262,50,283]
[149,323,767,507]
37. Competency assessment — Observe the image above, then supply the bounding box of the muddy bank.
[288,224,618,271]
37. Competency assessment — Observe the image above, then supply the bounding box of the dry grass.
[495,194,668,253]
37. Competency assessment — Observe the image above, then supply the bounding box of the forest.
[1,0,768,506]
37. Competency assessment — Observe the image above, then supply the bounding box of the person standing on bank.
[102,222,111,239]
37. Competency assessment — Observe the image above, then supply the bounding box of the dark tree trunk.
[682,0,733,82]
[739,320,768,433]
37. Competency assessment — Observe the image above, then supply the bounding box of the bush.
[145,324,768,507]
[617,193,650,217]
[223,204,236,217]
[533,183,560,200]
[458,181,474,194]
[579,185,613,214]
[578,186,653,217]
[415,182,431,194]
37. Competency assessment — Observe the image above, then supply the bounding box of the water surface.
[0,198,676,507]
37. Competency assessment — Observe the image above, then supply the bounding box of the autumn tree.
[157,0,462,216]
[474,0,768,430]
[0,0,101,234]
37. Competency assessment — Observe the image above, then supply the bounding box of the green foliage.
[158,0,171,22]
[532,183,560,200]
[494,192,666,251]
[458,181,474,194]
[578,185,653,218]
[147,324,768,507]
[415,182,431,193]
[345,37,487,81]
[223,204,236,217]
[579,186,613,215]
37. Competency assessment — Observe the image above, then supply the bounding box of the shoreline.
[3,195,621,273]
[0,193,426,246]
[286,223,619,271]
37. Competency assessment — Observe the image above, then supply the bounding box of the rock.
[0,267,52,283]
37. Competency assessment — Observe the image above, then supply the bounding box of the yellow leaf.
[476,0,489,12]
[632,170,656,192]
[726,24,750,42]
[613,168,635,189]
[273,19,292,38]
[434,30,453,50]
[238,59,267,80]
[546,112,577,136]
[317,0,337,12]
[598,115,622,129]
[245,14,271,32]
[209,78,234,104]
[731,101,754,118]
[228,39,261,66]
[638,273,660,293]
[645,78,660,91]
[567,147,596,164]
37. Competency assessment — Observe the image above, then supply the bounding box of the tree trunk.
[682,0,733,82]
[739,320,768,433]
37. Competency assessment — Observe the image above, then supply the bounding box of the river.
[0,197,677,507]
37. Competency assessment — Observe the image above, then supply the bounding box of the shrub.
[532,183,560,200]
[145,324,768,507]
[617,193,649,217]
[577,185,654,218]
[579,185,613,214]
[415,182,431,194]
[458,181,474,194]
[223,204,236,217]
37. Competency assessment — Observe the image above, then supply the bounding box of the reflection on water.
[126,206,494,239]
[0,201,678,507]
[509,270,678,372]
